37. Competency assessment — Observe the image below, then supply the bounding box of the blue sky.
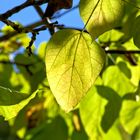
[0,0,84,47]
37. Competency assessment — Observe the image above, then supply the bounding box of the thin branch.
[105,50,140,54]
[0,20,45,42]
[26,32,36,56]
[0,60,35,67]
[33,5,55,35]
[0,0,48,20]
[0,21,68,42]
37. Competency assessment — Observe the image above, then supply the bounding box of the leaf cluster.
[0,0,140,140]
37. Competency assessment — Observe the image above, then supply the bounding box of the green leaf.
[116,57,140,87]
[99,29,124,43]
[103,121,122,140]
[15,54,46,92]
[96,86,122,132]
[102,66,136,96]
[120,100,140,134]
[80,86,107,140]
[132,126,140,140]
[79,0,124,38]
[45,29,105,112]
[0,86,38,120]
[25,116,68,140]
[0,55,13,88]
[132,15,140,48]
[37,42,47,60]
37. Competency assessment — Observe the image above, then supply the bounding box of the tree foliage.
[0,0,140,139]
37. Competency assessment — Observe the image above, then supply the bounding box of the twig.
[0,20,44,42]
[0,60,37,75]
[26,32,36,56]
[0,60,35,67]
[33,5,55,35]
[105,50,140,54]
[0,0,48,20]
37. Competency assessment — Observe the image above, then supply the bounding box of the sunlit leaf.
[99,29,124,43]
[102,66,136,96]
[103,121,122,140]
[120,100,140,134]
[96,86,122,132]
[79,0,124,38]
[45,29,105,112]
[116,57,140,87]
[132,126,140,140]
[0,86,38,120]
[80,86,106,140]
[37,42,47,60]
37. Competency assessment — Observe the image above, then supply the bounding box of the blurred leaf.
[43,89,59,118]
[132,126,140,140]
[25,116,68,140]
[122,9,138,41]
[0,116,10,139]
[99,29,124,43]
[103,121,122,140]
[15,54,45,92]
[45,29,105,112]
[0,24,33,53]
[79,0,124,38]
[37,42,47,60]
[120,100,140,134]
[132,15,140,48]
[102,66,136,96]
[0,55,13,88]
[0,86,38,120]
[10,72,31,93]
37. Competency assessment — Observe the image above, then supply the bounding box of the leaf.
[102,66,136,97]
[15,54,46,92]
[79,0,124,38]
[45,29,105,112]
[132,15,140,48]
[37,42,47,60]
[0,86,38,120]
[96,86,122,132]
[25,116,68,140]
[98,29,124,43]
[79,86,107,140]
[116,58,140,87]
[120,100,140,134]
[0,55,13,88]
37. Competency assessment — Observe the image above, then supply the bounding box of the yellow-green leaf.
[0,86,38,120]
[45,29,105,112]
[120,100,140,134]
[79,0,124,38]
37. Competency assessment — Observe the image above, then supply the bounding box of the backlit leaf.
[80,86,106,140]
[45,29,105,112]
[79,0,124,38]
[120,100,140,134]
[102,66,136,97]
[0,86,38,120]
